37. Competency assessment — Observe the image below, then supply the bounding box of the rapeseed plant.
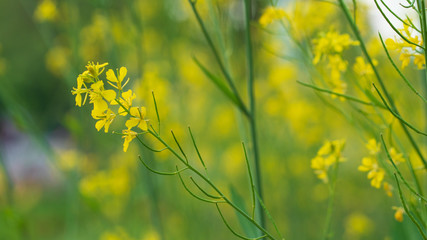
[65,0,427,239]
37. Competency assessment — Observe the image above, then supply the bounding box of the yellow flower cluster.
[358,139,404,191]
[311,139,346,183]
[312,30,359,99]
[259,6,286,27]
[71,62,148,152]
[386,22,425,69]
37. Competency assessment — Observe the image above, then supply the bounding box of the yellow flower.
[106,67,130,91]
[358,157,385,188]
[353,56,377,77]
[259,6,286,27]
[312,30,359,64]
[366,138,380,155]
[125,107,148,131]
[89,81,117,112]
[385,21,424,69]
[122,128,137,152]
[399,51,412,69]
[34,0,58,22]
[311,139,345,183]
[389,147,405,163]
[86,62,108,79]
[71,76,89,107]
[383,182,393,197]
[392,206,405,222]
[112,90,136,116]
[311,156,328,183]
[92,108,116,133]
[414,54,425,69]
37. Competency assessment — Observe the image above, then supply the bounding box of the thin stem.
[147,129,278,239]
[152,91,161,135]
[188,0,250,117]
[243,0,266,230]
[189,177,223,199]
[242,142,256,220]
[322,160,340,240]
[374,0,424,49]
[216,204,267,240]
[139,155,188,176]
[380,135,427,202]
[188,126,208,173]
[395,174,427,240]
[171,130,188,163]
[297,81,386,108]
[372,84,427,136]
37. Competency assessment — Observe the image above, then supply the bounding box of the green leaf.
[229,185,258,238]
[193,57,240,107]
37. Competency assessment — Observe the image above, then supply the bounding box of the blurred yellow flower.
[358,157,385,188]
[353,56,377,77]
[312,30,359,64]
[100,227,134,240]
[385,21,425,69]
[383,182,393,197]
[366,138,380,155]
[142,230,160,240]
[392,206,405,222]
[311,139,345,183]
[45,45,70,76]
[389,147,405,163]
[344,213,373,238]
[259,6,286,27]
[34,0,58,22]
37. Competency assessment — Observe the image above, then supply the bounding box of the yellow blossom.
[389,147,405,163]
[89,81,117,112]
[385,21,425,69]
[125,107,148,131]
[383,182,393,197]
[106,67,130,91]
[312,30,359,64]
[259,6,286,27]
[34,0,58,22]
[86,62,109,79]
[353,56,377,77]
[71,76,89,107]
[392,206,405,222]
[311,139,345,183]
[366,138,381,155]
[92,108,116,133]
[358,157,385,188]
[311,156,328,183]
[122,128,137,152]
[112,90,136,116]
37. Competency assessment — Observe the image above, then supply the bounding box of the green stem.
[322,160,339,240]
[188,0,250,117]
[243,0,266,230]
[147,129,277,240]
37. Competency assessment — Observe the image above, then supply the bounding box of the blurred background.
[0,0,424,239]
